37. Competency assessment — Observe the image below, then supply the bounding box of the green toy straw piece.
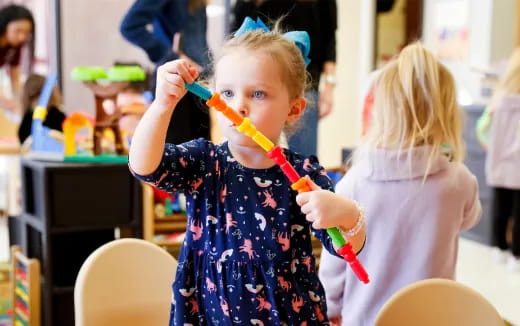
[328,227,346,248]
[71,66,108,81]
[108,66,146,82]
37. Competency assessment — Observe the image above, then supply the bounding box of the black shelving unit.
[10,159,142,326]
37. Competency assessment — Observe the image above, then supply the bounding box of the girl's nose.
[236,97,249,117]
[238,106,248,117]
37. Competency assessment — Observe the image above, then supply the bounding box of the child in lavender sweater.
[314,43,481,326]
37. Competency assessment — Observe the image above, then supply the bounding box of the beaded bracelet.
[340,199,365,239]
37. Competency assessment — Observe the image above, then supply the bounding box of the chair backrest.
[74,238,178,326]
[375,278,504,326]
[11,245,40,326]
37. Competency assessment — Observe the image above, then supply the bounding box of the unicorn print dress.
[132,138,339,325]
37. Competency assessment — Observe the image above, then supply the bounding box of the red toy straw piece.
[267,146,300,183]
[280,163,301,184]
[338,243,370,284]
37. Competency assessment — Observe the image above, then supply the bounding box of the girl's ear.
[287,97,306,124]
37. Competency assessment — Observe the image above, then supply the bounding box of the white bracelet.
[340,200,365,239]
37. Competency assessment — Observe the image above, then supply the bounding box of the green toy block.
[71,66,108,81]
[107,66,146,82]
[64,153,129,163]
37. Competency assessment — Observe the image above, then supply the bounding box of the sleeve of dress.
[318,249,346,317]
[129,138,213,193]
[120,0,169,63]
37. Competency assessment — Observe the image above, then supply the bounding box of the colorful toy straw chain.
[185,82,369,284]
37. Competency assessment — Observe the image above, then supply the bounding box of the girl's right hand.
[155,59,199,110]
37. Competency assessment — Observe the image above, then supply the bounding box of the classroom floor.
[0,220,518,324]
[456,237,520,325]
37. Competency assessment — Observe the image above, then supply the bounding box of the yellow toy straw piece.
[236,118,275,151]
[236,118,256,137]
[252,133,274,152]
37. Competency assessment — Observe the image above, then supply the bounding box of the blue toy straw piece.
[37,72,58,108]
[185,82,212,100]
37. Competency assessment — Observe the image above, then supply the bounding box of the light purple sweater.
[319,146,481,326]
[486,93,520,189]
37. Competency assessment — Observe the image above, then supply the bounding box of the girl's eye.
[221,90,233,98]
[252,91,265,99]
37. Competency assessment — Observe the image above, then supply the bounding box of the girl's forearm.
[129,100,175,175]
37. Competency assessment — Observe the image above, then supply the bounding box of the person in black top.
[232,0,337,157]
[120,0,210,144]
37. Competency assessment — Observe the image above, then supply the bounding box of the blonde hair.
[497,47,520,94]
[212,22,310,100]
[360,42,464,176]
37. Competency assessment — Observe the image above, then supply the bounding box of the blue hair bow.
[234,17,311,67]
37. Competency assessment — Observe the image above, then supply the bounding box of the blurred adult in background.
[120,0,210,144]
[232,0,337,157]
[0,4,34,116]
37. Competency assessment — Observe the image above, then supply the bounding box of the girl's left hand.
[296,176,359,230]
[329,316,342,326]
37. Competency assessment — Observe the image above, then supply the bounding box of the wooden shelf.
[142,184,187,260]
[154,240,183,247]
[154,221,186,231]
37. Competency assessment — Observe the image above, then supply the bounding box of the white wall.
[60,0,152,114]
[422,0,515,106]
[317,0,375,167]
[60,0,227,115]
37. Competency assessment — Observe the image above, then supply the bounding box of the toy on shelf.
[62,112,94,157]
[142,183,187,260]
[70,65,146,162]
[185,82,370,284]
[153,187,184,217]
[25,67,146,163]
[10,246,40,326]
[29,72,64,160]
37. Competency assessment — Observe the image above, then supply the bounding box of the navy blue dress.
[132,138,339,325]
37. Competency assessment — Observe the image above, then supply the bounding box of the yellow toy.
[63,113,94,156]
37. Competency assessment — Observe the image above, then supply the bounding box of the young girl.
[129,19,366,325]
[479,47,520,271]
[316,43,481,326]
